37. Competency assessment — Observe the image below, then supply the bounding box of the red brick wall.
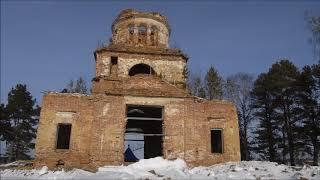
[34,93,240,170]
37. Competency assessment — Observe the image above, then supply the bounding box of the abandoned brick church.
[34,9,240,170]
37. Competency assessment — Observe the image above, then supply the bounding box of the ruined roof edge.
[43,91,91,97]
[94,46,188,61]
[42,91,235,106]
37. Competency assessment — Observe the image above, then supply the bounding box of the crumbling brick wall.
[34,93,94,170]
[111,9,170,48]
[94,51,187,86]
[92,75,190,96]
[182,99,241,166]
[34,92,240,170]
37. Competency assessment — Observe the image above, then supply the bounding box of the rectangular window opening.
[124,105,163,162]
[56,124,72,149]
[111,56,118,65]
[211,129,223,153]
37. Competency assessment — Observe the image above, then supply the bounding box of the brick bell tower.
[92,9,189,96]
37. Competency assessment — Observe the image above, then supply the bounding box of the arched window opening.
[128,24,135,34]
[150,26,157,46]
[138,24,147,44]
[129,63,155,76]
[128,24,135,43]
[138,25,147,34]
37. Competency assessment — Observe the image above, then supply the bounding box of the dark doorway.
[124,105,163,162]
[211,129,223,153]
[56,124,72,149]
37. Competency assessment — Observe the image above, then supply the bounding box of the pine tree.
[5,84,39,161]
[268,60,300,166]
[251,73,279,162]
[205,66,223,100]
[198,86,206,98]
[0,104,11,141]
[297,64,320,165]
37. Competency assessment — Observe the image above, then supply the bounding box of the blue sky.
[1,0,320,104]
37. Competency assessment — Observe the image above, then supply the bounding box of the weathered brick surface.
[92,75,190,97]
[34,9,240,170]
[94,48,187,86]
[34,93,94,170]
[35,93,240,170]
[111,9,170,48]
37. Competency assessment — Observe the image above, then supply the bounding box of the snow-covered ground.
[0,157,319,179]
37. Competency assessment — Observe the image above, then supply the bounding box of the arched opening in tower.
[138,24,147,44]
[128,24,135,44]
[150,26,158,46]
[129,63,155,76]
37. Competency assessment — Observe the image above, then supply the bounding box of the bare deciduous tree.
[224,72,255,160]
[187,71,206,98]
[62,77,88,94]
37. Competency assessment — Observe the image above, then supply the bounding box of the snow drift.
[1,157,319,179]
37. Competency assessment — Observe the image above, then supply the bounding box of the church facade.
[34,9,240,170]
